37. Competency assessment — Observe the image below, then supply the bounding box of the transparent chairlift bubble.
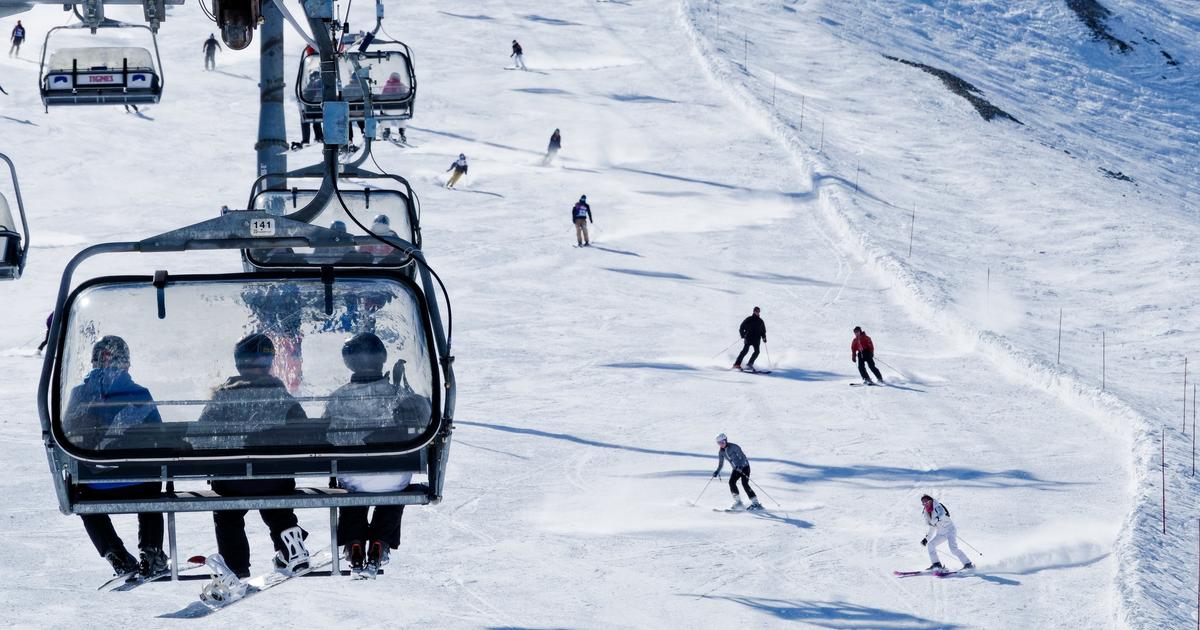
[0,153,28,280]
[39,23,164,109]
[54,276,438,460]
[295,43,416,123]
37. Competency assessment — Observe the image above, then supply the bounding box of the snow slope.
[0,0,1186,627]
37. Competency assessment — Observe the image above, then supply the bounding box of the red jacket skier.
[851,326,884,385]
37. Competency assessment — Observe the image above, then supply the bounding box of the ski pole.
[748,478,782,508]
[712,338,739,359]
[765,343,774,369]
[691,475,717,506]
[956,536,984,557]
[876,357,904,379]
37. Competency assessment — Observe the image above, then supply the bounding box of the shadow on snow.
[684,596,960,628]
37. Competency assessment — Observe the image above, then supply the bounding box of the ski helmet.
[715,433,727,444]
[580,194,587,201]
[234,333,275,372]
[342,332,387,374]
[373,214,390,226]
[330,220,347,233]
[458,153,466,160]
[91,335,130,370]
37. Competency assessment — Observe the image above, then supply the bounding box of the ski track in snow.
[0,0,1191,627]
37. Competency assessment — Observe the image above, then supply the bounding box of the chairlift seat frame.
[39,22,164,111]
[0,153,29,280]
[296,44,416,124]
[38,211,455,578]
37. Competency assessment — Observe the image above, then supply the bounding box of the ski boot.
[863,379,875,386]
[729,494,745,510]
[289,141,303,151]
[962,562,975,570]
[732,363,742,371]
[925,562,944,572]
[382,128,391,141]
[272,526,310,574]
[345,541,366,574]
[139,547,169,578]
[104,549,139,577]
[200,554,248,605]
[363,541,389,579]
[748,498,764,511]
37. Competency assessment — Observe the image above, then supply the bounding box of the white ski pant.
[927,526,971,566]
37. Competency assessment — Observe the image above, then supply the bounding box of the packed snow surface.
[0,0,1196,627]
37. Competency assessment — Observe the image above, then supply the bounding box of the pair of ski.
[893,568,969,578]
[713,505,767,513]
[734,367,773,375]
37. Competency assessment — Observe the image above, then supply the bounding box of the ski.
[893,569,934,577]
[162,548,333,619]
[935,568,973,578]
[849,381,880,387]
[110,558,208,592]
[741,369,772,375]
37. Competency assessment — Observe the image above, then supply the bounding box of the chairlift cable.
[270,0,318,50]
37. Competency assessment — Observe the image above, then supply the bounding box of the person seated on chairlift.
[358,214,399,257]
[322,332,431,573]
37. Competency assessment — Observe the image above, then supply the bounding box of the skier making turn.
[733,307,766,371]
[510,39,527,70]
[571,195,592,246]
[445,154,468,188]
[542,128,561,165]
[851,326,884,385]
[713,434,762,510]
[919,494,974,572]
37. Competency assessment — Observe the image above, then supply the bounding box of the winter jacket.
[322,373,432,492]
[511,42,523,56]
[11,25,24,41]
[923,501,955,536]
[572,201,592,222]
[739,315,766,343]
[851,333,875,355]
[714,442,750,475]
[203,36,220,53]
[448,158,468,174]
[64,368,162,488]
[548,132,561,151]
[195,374,307,449]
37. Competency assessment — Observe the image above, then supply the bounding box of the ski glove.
[920,538,927,546]
[712,471,719,478]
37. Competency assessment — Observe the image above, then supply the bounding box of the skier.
[851,325,884,385]
[36,311,51,353]
[510,39,527,70]
[542,128,562,165]
[293,70,325,150]
[9,21,24,58]
[712,434,762,510]
[571,195,592,246]
[323,333,432,575]
[203,33,221,70]
[197,333,310,577]
[445,154,468,188]
[732,306,766,371]
[62,336,168,578]
[919,494,974,572]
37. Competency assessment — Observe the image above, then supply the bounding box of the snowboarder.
[510,39,527,70]
[197,333,310,577]
[203,34,221,70]
[572,195,592,246]
[9,21,24,58]
[445,154,468,188]
[36,311,51,353]
[542,128,562,165]
[851,326,884,385]
[62,336,168,579]
[323,333,432,575]
[733,307,766,371]
[712,434,762,510]
[919,494,974,572]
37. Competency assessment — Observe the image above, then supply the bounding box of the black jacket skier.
[733,307,766,370]
[203,34,221,70]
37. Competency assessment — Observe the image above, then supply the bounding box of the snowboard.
[161,549,333,619]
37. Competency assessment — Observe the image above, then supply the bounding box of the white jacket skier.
[920,494,973,571]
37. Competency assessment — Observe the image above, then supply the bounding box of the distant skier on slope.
[203,34,221,70]
[445,154,468,188]
[63,336,168,579]
[851,326,884,385]
[732,306,766,371]
[713,433,762,510]
[919,494,973,572]
[510,39,527,70]
[9,21,25,58]
[571,194,592,246]
[36,311,51,353]
[542,128,561,165]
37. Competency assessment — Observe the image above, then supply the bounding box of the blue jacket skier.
[63,335,167,578]
[713,433,762,510]
[572,195,592,246]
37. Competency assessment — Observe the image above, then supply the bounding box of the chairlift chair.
[39,22,164,111]
[0,153,29,280]
[37,210,455,577]
[296,42,416,124]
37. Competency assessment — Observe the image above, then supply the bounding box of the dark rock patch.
[1065,0,1132,53]
[883,55,1022,124]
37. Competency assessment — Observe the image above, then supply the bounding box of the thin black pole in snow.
[854,162,860,193]
[1057,309,1063,365]
[907,205,915,258]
